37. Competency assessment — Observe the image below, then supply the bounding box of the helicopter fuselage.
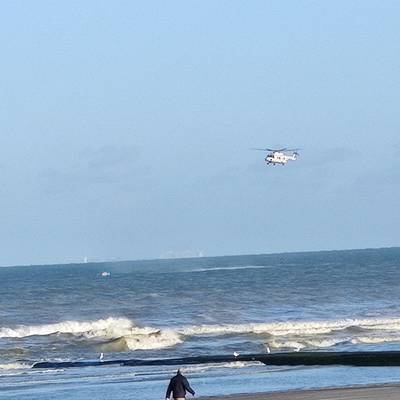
[265,151,297,165]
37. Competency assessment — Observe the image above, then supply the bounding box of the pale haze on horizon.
[1,1,399,266]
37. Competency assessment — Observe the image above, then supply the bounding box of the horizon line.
[1,245,399,269]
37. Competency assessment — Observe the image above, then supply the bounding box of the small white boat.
[101,271,111,277]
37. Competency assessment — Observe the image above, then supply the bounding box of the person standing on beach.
[166,368,195,400]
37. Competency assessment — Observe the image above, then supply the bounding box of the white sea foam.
[189,265,274,273]
[123,329,182,350]
[354,335,400,344]
[269,337,349,350]
[304,337,349,348]
[268,340,307,350]
[183,361,263,373]
[0,362,32,370]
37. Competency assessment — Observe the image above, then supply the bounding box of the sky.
[1,1,399,266]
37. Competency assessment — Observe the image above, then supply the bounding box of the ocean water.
[1,248,400,398]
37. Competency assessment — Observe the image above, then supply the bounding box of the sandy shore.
[199,383,400,400]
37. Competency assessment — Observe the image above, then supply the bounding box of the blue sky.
[1,1,399,266]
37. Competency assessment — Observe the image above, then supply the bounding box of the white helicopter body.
[254,148,300,166]
[265,151,298,165]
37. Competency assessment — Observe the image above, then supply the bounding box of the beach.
[200,383,400,400]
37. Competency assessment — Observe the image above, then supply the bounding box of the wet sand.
[199,383,400,400]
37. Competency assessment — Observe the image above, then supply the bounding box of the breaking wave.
[3,316,400,352]
[100,330,182,351]
[181,317,400,337]
[0,317,182,351]
[0,317,134,339]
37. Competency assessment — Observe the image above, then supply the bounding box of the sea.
[2,247,400,399]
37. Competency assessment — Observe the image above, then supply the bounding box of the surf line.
[33,351,400,369]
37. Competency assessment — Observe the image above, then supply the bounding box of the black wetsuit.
[166,373,195,399]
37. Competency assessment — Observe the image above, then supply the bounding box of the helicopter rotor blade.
[252,148,287,152]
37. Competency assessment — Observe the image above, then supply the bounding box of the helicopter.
[253,148,300,165]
